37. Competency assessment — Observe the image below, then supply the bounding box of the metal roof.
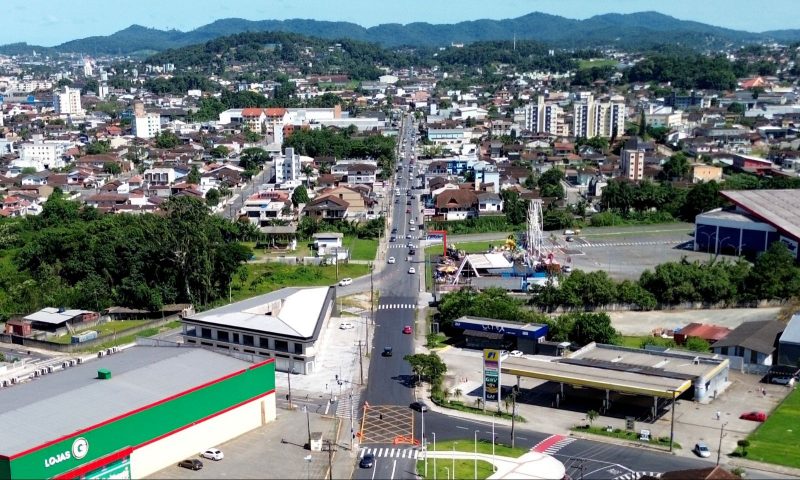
[24,307,92,325]
[184,287,332,339]
[720,189,800,241]
[0,346,253,456]
[711,320,784,355]
[780,313,800,345]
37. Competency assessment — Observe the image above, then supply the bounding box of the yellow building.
[691,163,723,183]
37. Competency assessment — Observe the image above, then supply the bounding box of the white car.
[408,267,416,274]
[339,322,355,330]
[338,278,353,286]
[693,442,711,458]
[509,350,523,357]
[388,257,396,264]
[409,226,416,231]
[409,219,414,225]
[202,449,224,461]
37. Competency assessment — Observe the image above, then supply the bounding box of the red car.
[740,411,767,422]
[402,325,412,334]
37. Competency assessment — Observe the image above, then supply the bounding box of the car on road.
[740,411,767,422]
[403,325,412,334]
[408,267,416,274]
[388,257,396,264]
[395,198,399,204]
[407,242,415,249]
[382,347,393,357]
[409,248,416,256]
[693,442,711,458]
[406,233,412,239]
[201,449,224,461]
[409,219,414,225]
[771,376,795,385]
[409,226,416,231]
[563,229,576,235]
[390,235,397,242]
[562,265,573,273]
[178,459,203,470]
[410,401,429,412]
[338,278,352,286]
[359,452,375,468]
[406,208,411,213]
[509,350,523,357]
[565,236,574,242]
[391,227,397,233]
[339,322,355,330]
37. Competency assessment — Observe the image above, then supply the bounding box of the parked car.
[382,346,393,357]
[409,219,414,225]
[403,325,412,334]
[509,350,523,357]
[338,278,353,286]
[740,411,768,422]
[562,265,573,273]
[201,449,224,461]
[408,267,416,274]
[410,401,429,412]
[409,226,416,231]
[693,442,711,458]
[178,459,203,470]
[339,322,355,330]
[388,257,396,264]
[360,452,375,469]
[563,230,575,236]
[771,376,795,386]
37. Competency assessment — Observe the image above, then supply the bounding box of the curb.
[727,457,800,478]
[568,431,675,455]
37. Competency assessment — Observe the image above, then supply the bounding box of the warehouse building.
[694,189,800,258]
[0,346,276,479]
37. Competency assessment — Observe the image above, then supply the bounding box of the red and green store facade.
[0,360,276,480]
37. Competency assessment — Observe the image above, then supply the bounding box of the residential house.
[143,167,178,186]
[711,320,785,369]
[673,323,731,346]
[477,192,503,215]
[304,195,349,220]
[435,189,478,221]
[241,190,292,227]
[344,163,377,185]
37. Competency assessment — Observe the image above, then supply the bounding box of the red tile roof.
[265,108,287,117]
[678,323,732,342]
[242,108,264,117]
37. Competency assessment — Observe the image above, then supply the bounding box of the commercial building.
[452,316,548,353]
[181,286,335,374]
[694,189,800,258]
[778,313,800,367]
[0,346,276,479]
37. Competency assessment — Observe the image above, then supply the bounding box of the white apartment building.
[573,93,626,139]
[523,96,568,136]
[133,112,162,139]
[14,140,71,171]
[646,105,683,128]
[53,86,84,116]
[143,167,177,186]
[621,137,646,182]
[274,147,301,184]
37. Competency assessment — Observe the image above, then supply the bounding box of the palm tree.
[454,388,463,402]
[301,164,314,187]
[586,409,599,427]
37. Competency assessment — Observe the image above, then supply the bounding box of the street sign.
[483,349,502,406]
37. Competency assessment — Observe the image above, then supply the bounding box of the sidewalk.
[423,450,565,480]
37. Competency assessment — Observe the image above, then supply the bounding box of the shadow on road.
[392,374,419,388]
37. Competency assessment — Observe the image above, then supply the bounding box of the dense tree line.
[531,242,800,311]
[625,54,738,90]
[0,195,255,319]
[284,127,396,177]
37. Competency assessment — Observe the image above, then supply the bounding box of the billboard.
[483,349,502,406]
[423,208,436,216]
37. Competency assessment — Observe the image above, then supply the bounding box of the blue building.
[452,316,548,354]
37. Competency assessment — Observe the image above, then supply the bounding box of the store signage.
[44,437,88,468]
[483,349,502,405]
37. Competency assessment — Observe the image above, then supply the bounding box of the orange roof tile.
[242,108,264,117]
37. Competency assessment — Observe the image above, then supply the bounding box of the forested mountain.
[3,11,799,55]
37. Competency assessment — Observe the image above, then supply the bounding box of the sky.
[4,0,800,46]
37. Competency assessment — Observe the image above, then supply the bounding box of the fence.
[529,299,785,314]
[0,315,181,353]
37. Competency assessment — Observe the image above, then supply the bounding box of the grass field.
[416,459,494,480]
[75,320,182,353]
[745,388,800,468]
[229,262,370,303]
[242,241,313,259]
[50,320,150,344]
[578,58,618,70]
[344,236,378,261]
[432,439,527,458]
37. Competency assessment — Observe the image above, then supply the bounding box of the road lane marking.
[390,460,397,479]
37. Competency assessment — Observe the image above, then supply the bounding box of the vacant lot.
[344,236,378,261]
[746,388,800,468]
[228,262,370,303]
[578,58,618,69]
[50,320,149,344]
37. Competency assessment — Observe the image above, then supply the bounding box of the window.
[243,335,254,346]
[275,340,289,352]
[217,331,230,342]
[260,337,270,349]
[750,349,758,364]
[233,333,240,344]
[201,328,212,339]
[294,343,303,354]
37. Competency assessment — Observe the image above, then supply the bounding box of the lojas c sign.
[44,437,89,468]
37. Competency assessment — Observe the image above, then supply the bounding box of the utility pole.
[358,340,364,385]
[717,422,727,465]
[287,363,293,410]
[669,389,677,453]
[326,440,334,480]
[511,376,519,448]
[368,262,374,356]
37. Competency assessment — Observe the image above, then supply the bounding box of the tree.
[737,439,750,457]
[683,337,711,353]
[291,185,309,207]
[86,140,111,155]
[187,165,201,185]
[205,188,220,207]
[638,110,647,138]
[681,181,722,221]
[103,163,121,175]
[586,409,599,427]
[155,131,180,149]
[746,242,800,300]
[568,312,619,346]
[239,147,270,172]
[661,152,690,181]
[403,353,447,387]
[727,102,745,114]
[210,145,230,158]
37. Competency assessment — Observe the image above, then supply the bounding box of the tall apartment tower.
[524,96,566,135]
[573,93,626,139]
[53,86,84,116]
[132,101,162,139]
[621,137,646,181]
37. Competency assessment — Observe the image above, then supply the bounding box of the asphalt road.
[356,114,423,480]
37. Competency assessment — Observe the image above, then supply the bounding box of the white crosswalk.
[579,240,683,248]
[377,303,416,310]
[614,472,662,480]
[335,391,361,418]
[360,447,420,459]
[539,437,576,454]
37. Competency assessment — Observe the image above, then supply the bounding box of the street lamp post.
[474,430,479,480]
[668,389,677,452]
[433,432,437,480]
[444,467,450,480]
